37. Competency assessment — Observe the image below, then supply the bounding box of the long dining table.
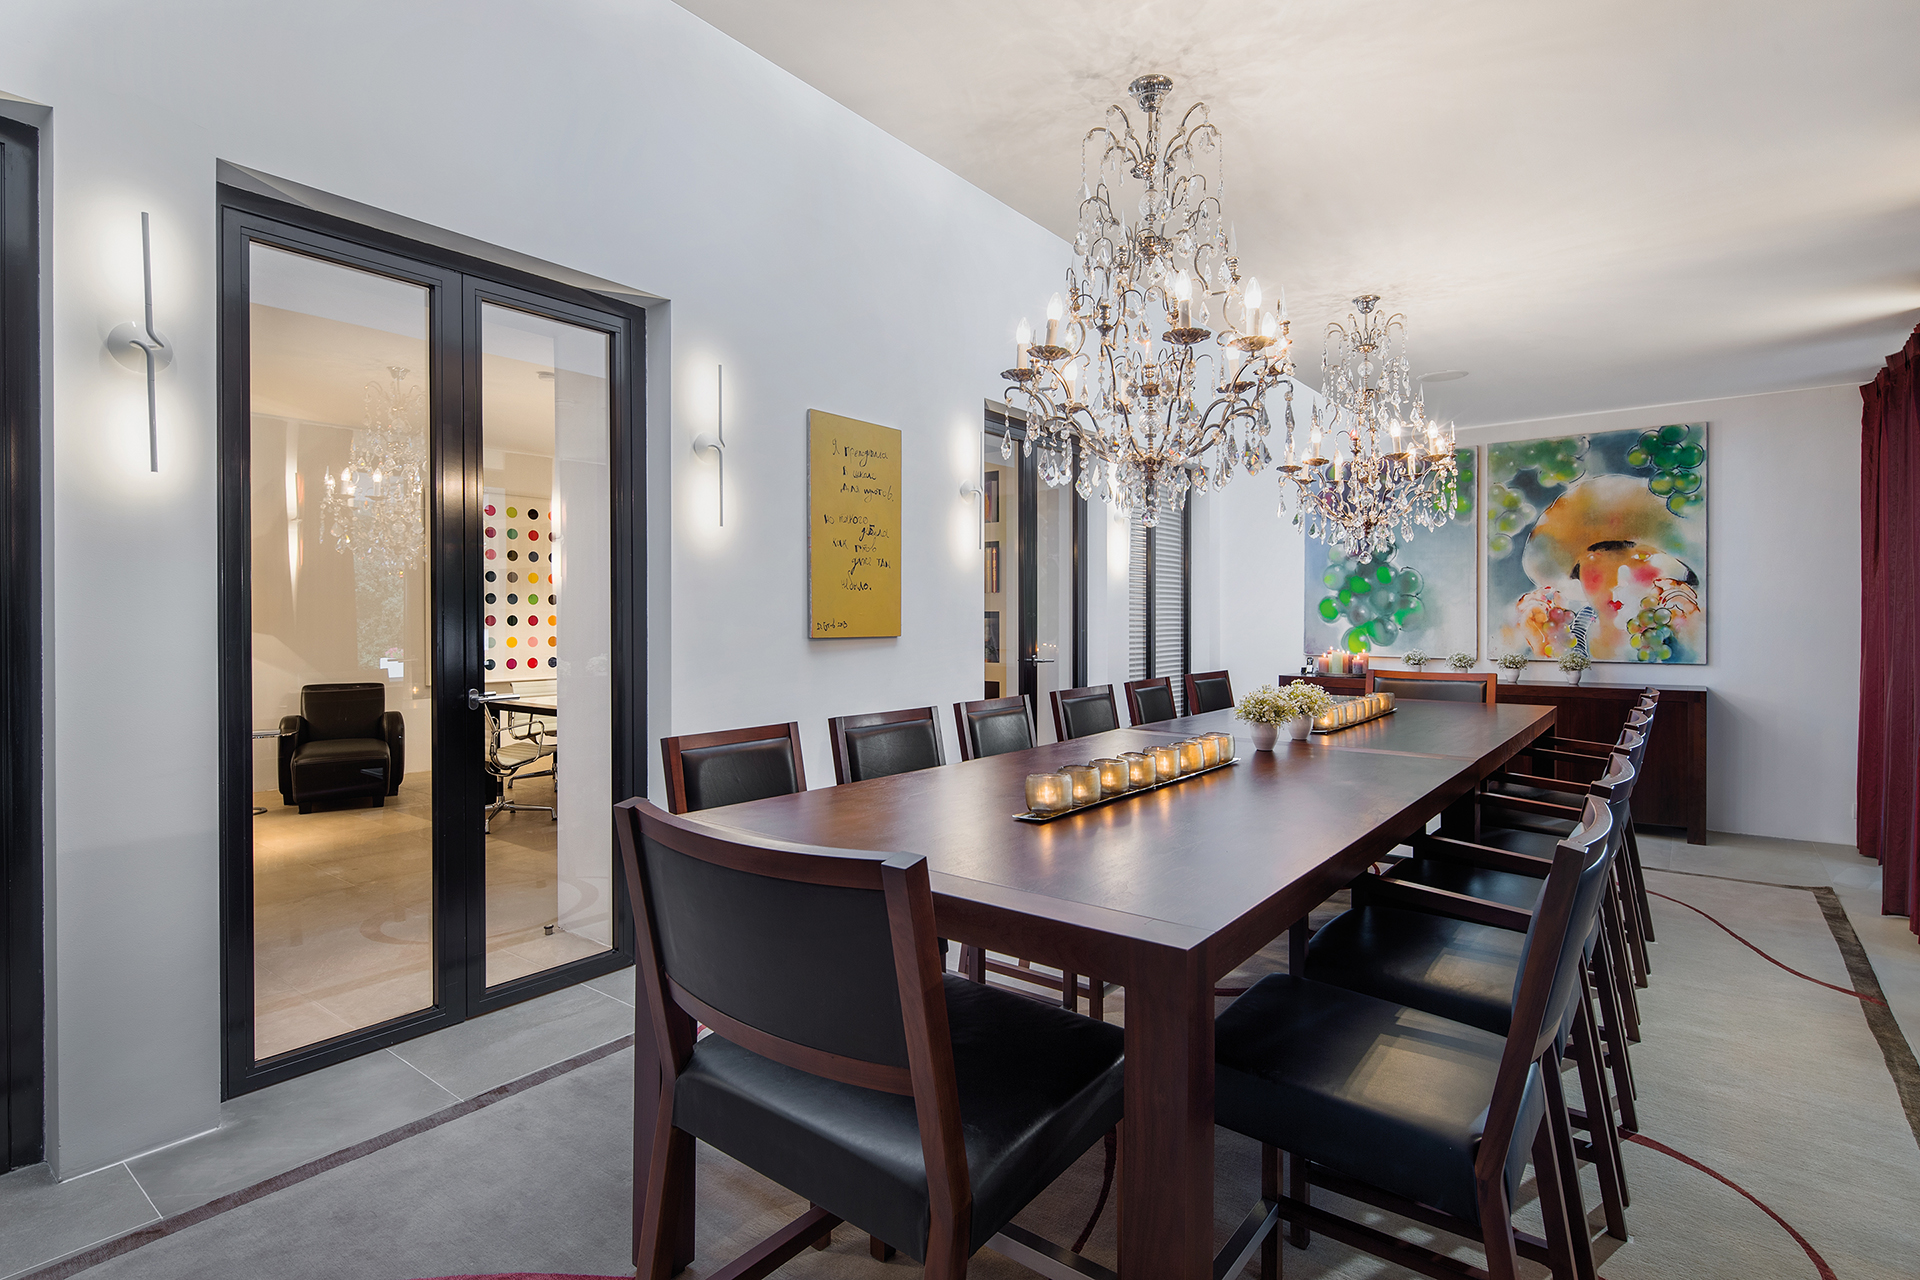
[640,697,1555,1280]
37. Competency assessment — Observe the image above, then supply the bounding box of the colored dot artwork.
[483,489,558,678]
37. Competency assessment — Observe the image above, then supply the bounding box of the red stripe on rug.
[1624,1133,1837,1280]
[1646,889,1886,1005]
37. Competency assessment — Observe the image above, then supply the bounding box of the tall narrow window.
[1127,506,1190,712]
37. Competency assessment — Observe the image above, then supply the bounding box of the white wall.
[1191,382,1862,847]
[1,0,1067,1175]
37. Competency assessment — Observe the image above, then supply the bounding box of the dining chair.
[616,798,1126,1280]
[1122,676,1177,726]
[1364,669,1497,704]
[660,721,806,815]
[827,705,946,784]
[1356,752,1644,1243]
[1050,684,1119,741]
[1184,669,1235,714]
[1210,796,1618,1280]
[952,695,1034,761]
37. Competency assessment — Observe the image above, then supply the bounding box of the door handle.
[467,688,508,711]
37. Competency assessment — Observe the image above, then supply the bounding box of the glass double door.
[226,212,636,1092]
[983,420,1073,738]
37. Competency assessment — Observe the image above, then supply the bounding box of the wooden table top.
[697,702,1555,977]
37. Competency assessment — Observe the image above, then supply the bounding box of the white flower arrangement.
[1558,650,1592,672]
[1497,652,1530,671]
[1236,681,1336,725]
[1402,649,1429,669]
[1447,652,1475,671]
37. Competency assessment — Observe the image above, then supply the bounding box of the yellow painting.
[808,410,902,638]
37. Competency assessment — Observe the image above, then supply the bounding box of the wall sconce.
[959,478,982,547]
[690,364,727,526]
[106,212,172,472]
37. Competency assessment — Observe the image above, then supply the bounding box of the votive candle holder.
[1198,735,1220,767]
[1149,743,1180,780]
[1209,731,1237,760]
[1025,772,1069,813]
[1064,764,1101,806]
[1095,757,1130,795]
[1122,752,1154,788]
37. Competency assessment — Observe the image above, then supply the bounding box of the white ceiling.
[672,0,1920,425]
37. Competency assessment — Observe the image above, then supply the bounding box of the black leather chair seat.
[674,974,1123,1262]
[1306,905,1524,1037]
[288,738,390,802]
[679,738,799,812]
[1215,974,1543,1222]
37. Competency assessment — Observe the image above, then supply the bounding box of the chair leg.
[635,1108,695,1280]
[1601,887,1641,1039]
[1588,947,1640,1128]
[1572,986,1632,1236]
[1541,1048,1599,1278]
[1476,1179,1522,1280]
[1528,1107,1586,1280]
[923,1212,971,1280]
[1288,917,1310,978]
[869,1236,895,1261]
[1286,1148,1310,1248]
[1087,977,1105,1022]
[1261,1143,1281,1280]
[1061,970,1080,1013]
[1626,823,1656,945]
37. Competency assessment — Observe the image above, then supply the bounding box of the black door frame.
[984,406,1088,721]
[0,116,43,1172]
[216,188,643,1098]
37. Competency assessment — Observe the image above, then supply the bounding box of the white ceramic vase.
[1563,669,1584,685]
[1251,722,1279,751]
[1286,714,1314,741]
[1500,668,1521,684]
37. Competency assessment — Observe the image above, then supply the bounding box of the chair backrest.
[1124,676,1177,726]
[828,706,946,785]
[661,722,807,815]
[301,683,386,740]
[953,695,1034,761]
[1476,784,1624,1187]
[1366,670,1497,704]
[1185,669,1235,714]
[1050,684,1119,741]
[614,799,968,1224]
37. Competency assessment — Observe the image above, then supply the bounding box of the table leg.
[1118,946,1214,1280]
[634,1001,696,1275]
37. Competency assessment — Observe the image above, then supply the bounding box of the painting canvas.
[1304,448,1478,659]
[1486,424,1706,664]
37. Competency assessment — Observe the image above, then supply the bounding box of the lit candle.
[1179,739,1205,773]
[1150,744,1180,780]
[1095,757,1129,795]
[1199,735,1220,767]
[1026,772,1069,813]
[1210,731,1237,761]
[1122,752,1155,787]
[1065,764,1101,806]
[1046,293,1064,348]
[1015,318,1032,371]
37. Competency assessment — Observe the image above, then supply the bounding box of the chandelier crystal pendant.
[1277,295,1459,558]
[321,365,428,575]
[998,74,1297,528]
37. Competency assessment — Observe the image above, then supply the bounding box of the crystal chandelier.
[1278,295,1459,558]
[998,74,1297,527]
[322,366,427,574]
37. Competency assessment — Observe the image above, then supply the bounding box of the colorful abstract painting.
[1305,448,1478,657]
[1486,424,1706,664]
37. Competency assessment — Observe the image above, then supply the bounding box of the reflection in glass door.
[478,301,613,986]
[247,244,436,1059]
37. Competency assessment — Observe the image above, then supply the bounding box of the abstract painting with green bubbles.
[1486,424,1706,664]
[1304,448,1478,658]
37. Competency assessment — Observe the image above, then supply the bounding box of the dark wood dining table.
[645,698,1555,1280]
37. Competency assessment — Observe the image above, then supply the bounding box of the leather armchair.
[278,682,405,812]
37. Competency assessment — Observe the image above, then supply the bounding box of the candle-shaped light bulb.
[1016,318,1032,370]
[1243,276,1262,321]
[1280,285,1289,320]
[1045,293,1064,347]
[1172,271,1192,303]
[1260,311,1277,339]
[1061,361,1079,398]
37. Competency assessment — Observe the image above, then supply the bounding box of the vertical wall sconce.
[959,478,983,548]
[691,364,727,525]
[107,212,172,472]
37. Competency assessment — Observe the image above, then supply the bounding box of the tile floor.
[0,830,1912,1280]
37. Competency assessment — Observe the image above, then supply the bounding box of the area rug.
[19,870,1920,1280]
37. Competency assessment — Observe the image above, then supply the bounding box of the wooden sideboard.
[1285,672,1708,843]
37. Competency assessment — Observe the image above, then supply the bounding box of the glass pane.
[248,243,434,1059]
[1034,469,1068,739]
[983,436,1018,705]
[480,302,613,985]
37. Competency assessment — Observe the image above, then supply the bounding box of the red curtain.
[1859,324,1920,937]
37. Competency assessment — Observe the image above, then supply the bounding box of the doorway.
[0,115,42,1172]
[983,410,1085,737]
[218,193,643,1096]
